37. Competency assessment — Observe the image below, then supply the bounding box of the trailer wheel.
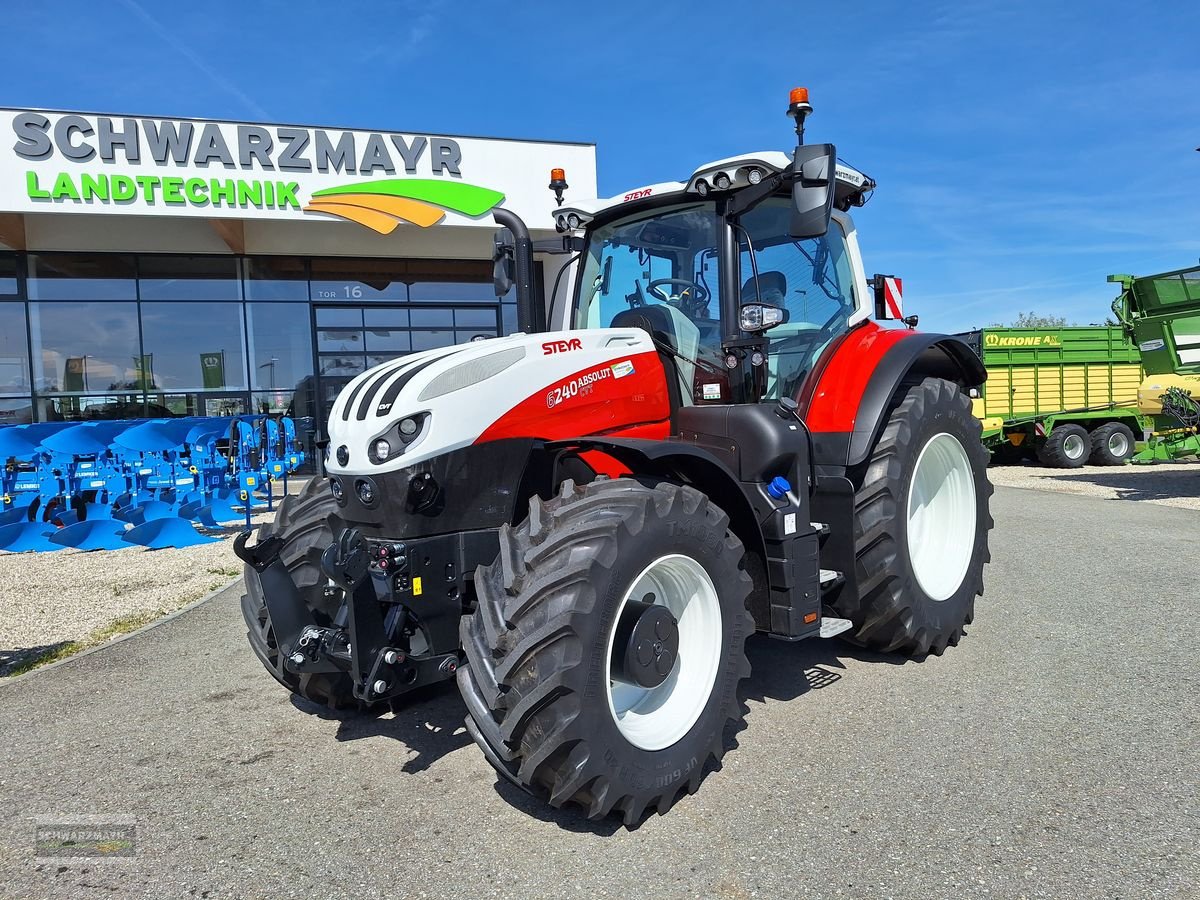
[458,478,753,825]
[240,476,369,711]
[840,377,993,657]
[1037,423,1090,468]
[1089,422,1135,466]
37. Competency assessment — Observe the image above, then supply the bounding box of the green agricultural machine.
[959,326,1149,467]
[1109,265,1200,462]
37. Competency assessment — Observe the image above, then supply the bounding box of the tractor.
[236,88,993,825]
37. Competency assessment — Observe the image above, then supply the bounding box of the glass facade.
[0,251,523,431]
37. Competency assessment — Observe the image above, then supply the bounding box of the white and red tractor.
[236,88,993,825]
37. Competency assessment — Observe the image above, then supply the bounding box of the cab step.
[819,568,843,589]
[819,616,854,639]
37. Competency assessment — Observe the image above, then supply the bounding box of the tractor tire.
[841,377,993,657]
[1037,423,1090,468]
[1089,422,1135,466]
[457,478,753,826]
[240,476,367,711]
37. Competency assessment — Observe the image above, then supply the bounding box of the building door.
[314,304,501,426]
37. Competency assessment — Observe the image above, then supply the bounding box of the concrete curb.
[0,576,246,686]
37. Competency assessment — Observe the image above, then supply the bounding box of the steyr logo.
[542,338,583,355]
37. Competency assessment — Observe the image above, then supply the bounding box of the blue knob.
[766,476,791,499]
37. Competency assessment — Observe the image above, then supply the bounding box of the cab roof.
[551,151,874,233]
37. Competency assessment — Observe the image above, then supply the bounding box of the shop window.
[0,301,30,395]
[364,330,410,354]
[411,308,454,327]
[311,258,408,301]
[411,330,455,351]
[0,254,18,296]
[315,307,363,328]
[363,308,409,328]
[140,302,247,391]
[27,254,137,301]
[405,259,494,303]
[501,303,518,334]
[0,397,33,425]
[317,329,363,353]
[42,394,148,422]
[319,355,366,377]
[29,301,140,392]
[454,308,499,328]
[138,255,241,301]
[363,309,410,353]
[152,393,249,418]
[246,303,313,393]
[245,257,309,301]
[408,280,495,303]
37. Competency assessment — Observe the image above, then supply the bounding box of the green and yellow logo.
[25,171,504,236]
[303,178,505,234]
[984,333,1062,348]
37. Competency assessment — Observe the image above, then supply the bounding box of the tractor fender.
[545,437,766,563]
[801,323,986,468]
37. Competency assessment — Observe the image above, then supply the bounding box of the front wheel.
[457,478,753,825]
[840,377,993,656]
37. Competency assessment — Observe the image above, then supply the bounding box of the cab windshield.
[574,196,857,404]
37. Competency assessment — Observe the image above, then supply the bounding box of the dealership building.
[0,108,595,430]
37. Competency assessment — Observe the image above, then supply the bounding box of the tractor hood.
[324,328,671,474]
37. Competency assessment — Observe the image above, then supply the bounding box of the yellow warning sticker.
[412,576,423,597]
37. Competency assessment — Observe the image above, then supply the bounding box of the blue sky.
[6,0,1198,332]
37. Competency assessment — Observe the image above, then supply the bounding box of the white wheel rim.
[605,554,722,751]
[1063,433,1086,459]
[1108,432,1129,457]
[906,432,977,602]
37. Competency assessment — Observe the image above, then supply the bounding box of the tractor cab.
[561,165,876,408]
[533,88,882,418]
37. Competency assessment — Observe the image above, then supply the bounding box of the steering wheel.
[647,278,710,317]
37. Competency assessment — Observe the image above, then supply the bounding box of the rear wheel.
[1037,423,1090,468]
[1089,422,1135,466]
[457,478,753,825]
[240,476,368,711]
[840,377,993,656]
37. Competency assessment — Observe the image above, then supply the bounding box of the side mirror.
[492,227,514,297]
[789,143,836,239]
[740,303,787,333]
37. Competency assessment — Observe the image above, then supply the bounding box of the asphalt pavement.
[0,485,1195,899]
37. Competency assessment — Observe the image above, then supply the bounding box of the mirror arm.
[492,208,542,333]
[725,165,794,218]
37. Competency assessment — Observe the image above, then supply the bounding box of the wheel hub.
[611,595,679,688]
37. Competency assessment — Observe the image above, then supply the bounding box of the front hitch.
[234,530,319,663]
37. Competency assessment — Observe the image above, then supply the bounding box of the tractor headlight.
[368,413,430,464]
[330,478,344,503]
[356,479,376,506]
